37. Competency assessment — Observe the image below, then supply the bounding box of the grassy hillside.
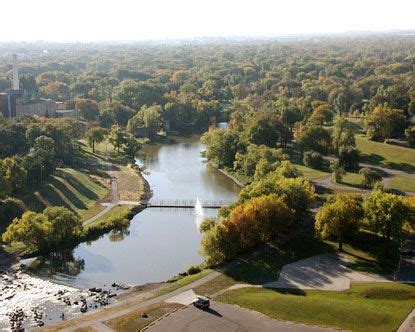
[356,135,415,173]
[19,168,109,220]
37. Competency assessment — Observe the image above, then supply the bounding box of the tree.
[85,126,107,153]
[248,117,279,147]
[239,174,315,220]
[123,135,144,158]
[201,128,244,168]
[2,207,82,251]
[127,105,163,138]
[0,157,27,195]
[359,167,382,188]
[308,104,334,125]
[76,99,100,121]
[405,126,415,147]
[330,159,345,183]
[315,195,364,251]
[365,104,407,141]
[303,151,323,169]
[296,126,332,155]
[339,147,360,170]
[332,116,356,155]
[199,217,216,233]
[363,191,414,241]
[109,125,126,154]
[281,108,303,133]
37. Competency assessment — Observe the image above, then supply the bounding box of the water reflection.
[29,136,239,287]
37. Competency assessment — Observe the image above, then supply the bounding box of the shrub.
[187,265,202,275]
[303,151,323,169]
[359,167,382,188]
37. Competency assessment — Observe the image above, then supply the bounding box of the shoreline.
[210,163,245,188]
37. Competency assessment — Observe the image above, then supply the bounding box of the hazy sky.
[1,0,414,41]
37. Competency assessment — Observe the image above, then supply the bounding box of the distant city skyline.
[0,0,414,42]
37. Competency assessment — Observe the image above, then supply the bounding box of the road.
[146,301,335,332]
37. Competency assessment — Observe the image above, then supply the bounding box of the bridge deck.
[143,199,233,209]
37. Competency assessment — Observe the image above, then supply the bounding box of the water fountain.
[194,197,204,216]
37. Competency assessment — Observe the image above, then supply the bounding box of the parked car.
[193,296,210,309]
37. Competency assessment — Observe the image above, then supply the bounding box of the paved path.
[228,254,391,292]
[146,301,336,332]
[58,271,221,331]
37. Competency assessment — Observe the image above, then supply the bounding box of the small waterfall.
[194,197,204,216]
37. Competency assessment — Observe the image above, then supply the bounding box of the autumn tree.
[363,191,414,241]
[315,195,364,251]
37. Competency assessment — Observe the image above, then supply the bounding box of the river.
[30,135,240,288]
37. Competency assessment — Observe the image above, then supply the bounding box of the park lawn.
[105,302,183,332]
[356,135,415,173]
[388,176,415,193]
[295,164,330,181]
[19,168,109,216]
[217,282,415,332]
[339,172,363,188]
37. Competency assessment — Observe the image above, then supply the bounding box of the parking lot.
[147,300,334,331]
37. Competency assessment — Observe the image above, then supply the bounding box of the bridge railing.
[145,199,233,208]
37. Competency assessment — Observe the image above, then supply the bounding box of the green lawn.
[340,172,363,188]
[388,176,415,193]
[356,135,415,173]
[295,164,330,181]
[217,283,415,332]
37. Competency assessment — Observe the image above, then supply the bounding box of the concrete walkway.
[228,254,391,292]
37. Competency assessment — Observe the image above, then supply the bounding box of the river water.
[30,135,240,288]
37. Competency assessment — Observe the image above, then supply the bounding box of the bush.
[359,167,382,188]
[187,265,202,275]
[303,151,323,169]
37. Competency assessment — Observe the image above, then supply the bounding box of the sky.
[1,0,414,42]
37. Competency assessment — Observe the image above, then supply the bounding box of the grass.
[155,269,213,296]
[84,205,134,229]
[105,302,182,332]
[19,168,109,217]
[116,164,147,201]
[388,176,415,193]
[339,172,363,188]
[356,135,415,173]
[325,230,400,274]
[217,282,415,331]
[295,164,330,181]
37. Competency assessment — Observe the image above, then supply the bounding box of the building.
[55,109,79,119]
[0,54,57,118]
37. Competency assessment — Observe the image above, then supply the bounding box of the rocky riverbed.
[0,267,124,330]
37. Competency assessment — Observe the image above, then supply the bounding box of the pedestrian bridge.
[143,199,234,209]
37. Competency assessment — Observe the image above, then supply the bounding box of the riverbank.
[209,163,246,188]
